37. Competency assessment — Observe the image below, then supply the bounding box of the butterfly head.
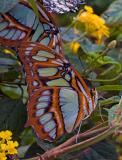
[63,63,71,71]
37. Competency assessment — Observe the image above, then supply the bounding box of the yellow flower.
[1,144,7,152]
[0,153,7,160]
[0,130,12,140]
[74,5,109,44]
[84,5,93,13]
[0,130,19,157]
[6,141,19,155]
[70,42,80,54]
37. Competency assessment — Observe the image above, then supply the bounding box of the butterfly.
[42,0,86,14]
[0,1,98,142]
[9,41,97,142]
[0,1,62,54]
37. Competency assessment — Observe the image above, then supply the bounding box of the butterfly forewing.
[0,1,63,54]
[18,42,97,141]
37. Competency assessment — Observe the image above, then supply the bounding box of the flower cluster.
[0,130,19,160]
[74,5,110,44]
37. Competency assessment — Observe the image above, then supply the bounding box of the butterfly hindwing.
[27,86,84,141]
[18,42,97,141]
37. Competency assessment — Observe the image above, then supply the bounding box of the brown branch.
[39,127,114,160]
[55,125,109,150]
[24,123,113,160]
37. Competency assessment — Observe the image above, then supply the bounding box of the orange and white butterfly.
[6,41,97,142]
[0,1,98,141]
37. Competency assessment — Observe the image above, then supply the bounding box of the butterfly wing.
[18,42,97,141]
[0,1,63,54]
[41,0,86,14]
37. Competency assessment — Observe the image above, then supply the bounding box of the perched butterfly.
[42,0,86,13]
[0,1,98,142]
[10,41,97,142]
[0,1,62,54]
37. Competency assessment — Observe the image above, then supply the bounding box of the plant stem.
[43,127,114,159]
[24,124,114,160]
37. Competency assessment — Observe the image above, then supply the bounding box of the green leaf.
[0,97,27,138]
[0,84,22,99]
[99,96,120,107]
[79,38,104,54]
[20,128,36,146]
[97,85,122,91]
[0,0,18,13]
[105,104,118,123]
[28,0,39,18]
[0,47,21,81]
[103,0,122,25]
[106,98,122,123]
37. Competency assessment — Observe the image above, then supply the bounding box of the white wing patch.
[59,87,79,132]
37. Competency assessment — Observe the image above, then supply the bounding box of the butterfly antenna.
[76,121,82,143]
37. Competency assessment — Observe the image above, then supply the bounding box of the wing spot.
[38,96,50,102]
[32,55,48,61]
[41,90,51,96]
[25,51,30,56]
[39,113,52,125]
[38,68,58,77]
[44,120,56,132]
[26,47,33,51]
[32,80,39,86]
[49,128,56,139]
[36,102,49,109]
[36,108,45,117]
